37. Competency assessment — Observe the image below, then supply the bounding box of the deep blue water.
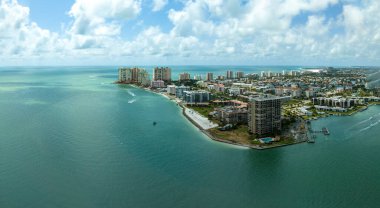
[0,66,380,208]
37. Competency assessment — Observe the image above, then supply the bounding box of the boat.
[153,122,157,126]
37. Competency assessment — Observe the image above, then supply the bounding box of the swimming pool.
[259,137,273,144]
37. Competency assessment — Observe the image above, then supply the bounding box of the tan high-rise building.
[248,96,282,136]
[118,67,150,86]
[153,67,171,83]
[226,70,234,79]
[179,72,191,81]
[235,71,244,79]
[206,73,213,81]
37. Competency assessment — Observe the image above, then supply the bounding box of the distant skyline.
[1,0,379,66]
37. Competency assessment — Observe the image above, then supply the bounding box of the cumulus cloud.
[68,0,141,36]
[0,0,65,58]
[1,0,380,65]
[152,0,168,12]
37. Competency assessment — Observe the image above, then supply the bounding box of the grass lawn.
[187,105,216,117]
[208,125,252,145]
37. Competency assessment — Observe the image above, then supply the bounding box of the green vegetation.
[187,104,216,118]
[208,125,252,145]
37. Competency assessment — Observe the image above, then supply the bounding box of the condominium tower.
[226,70,234,79]
[153,67,171,83]
[118,67,150,86]
[248,96,282,136]
[179,72,191,81]
[206,72,213,81]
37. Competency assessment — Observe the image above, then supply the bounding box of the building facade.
[118,67,150,86]
[167,85,177,95]
[248,96,282,136]
[206,73,213,81]
[226,70,234,79]
[151,80,165,88]
[216,106,248,124]
[153,67,171,82]
[235,71,244,79]
[183,90,211,105]
[176,86,191,98]
[179,72,190,81]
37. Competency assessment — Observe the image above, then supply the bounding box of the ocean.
[0,66,380,208]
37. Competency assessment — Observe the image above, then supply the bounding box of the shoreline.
[121,83,379,150]
[123,83,308,150]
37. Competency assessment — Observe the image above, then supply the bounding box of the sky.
[0,0,379,66]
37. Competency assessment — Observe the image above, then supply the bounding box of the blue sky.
[0,0,379,66]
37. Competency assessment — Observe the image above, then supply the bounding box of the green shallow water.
[1,67,380,208]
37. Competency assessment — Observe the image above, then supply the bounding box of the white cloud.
[152,0,168,12]
[1,0,380,65]
[68,0,141,36]
[0,0,65,58]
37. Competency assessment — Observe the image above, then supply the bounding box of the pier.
[307,121,330,143]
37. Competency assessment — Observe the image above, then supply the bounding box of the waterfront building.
[167,85,177,95]
[236,71,245,79]
[311,97,364,108]
[194,74,202,80]
[118,67,150,86]
[179,72,191,81]
[206,73,213,81]
[216,106,248,124]
[226,70,234,79]
[151,80,165,88]
[217,75,225,80]
[248,96,282,136]
[183,90,211,105]
[153,67,171,83]
[176,86,191,98]
[260,71,266,78]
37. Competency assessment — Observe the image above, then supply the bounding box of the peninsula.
[116,66,380,149]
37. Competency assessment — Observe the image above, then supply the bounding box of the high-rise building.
[248,96,282,136]
[226,70,234,79]
[153,67,171,82]
[206,73,213,81]
[118,67,150,86]
[194,74,202,80]
[179,72,191,81]
[235,71,244,79]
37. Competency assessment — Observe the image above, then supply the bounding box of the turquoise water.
[260,138,274,143]
[1,66,380,208]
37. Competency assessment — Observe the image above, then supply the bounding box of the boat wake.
[128,91,136,97]
[128,99,136,104]
[359,119,380,132]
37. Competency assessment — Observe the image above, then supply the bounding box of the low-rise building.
[167,85,176,95]
[151,80,165,88]
[183,90,211,105]
[216,106,248,124]
[175,86,190,98]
